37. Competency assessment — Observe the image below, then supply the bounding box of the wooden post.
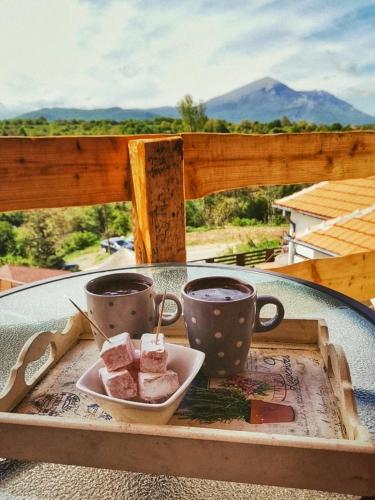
[236,254,246,266]
[265,248,274,262]
[129,137,186,264]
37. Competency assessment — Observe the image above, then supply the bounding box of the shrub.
[0,221,15,256]
[62,231,98,254]
[230,217,259,227]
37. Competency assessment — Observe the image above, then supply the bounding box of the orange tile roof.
[0,264,71,284]
[274,177,375,219]
[295,205,375,256]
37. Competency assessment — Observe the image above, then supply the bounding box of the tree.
[204,119,229,133]
[0,211,25,227]
[0,221,15,256]
[107,203,132,235]
[177,94,207,131]
[237,120,253,133]
[281,116,291,127]
[330,122,343,131]
[186,200,205,227]
[20,210,65,268]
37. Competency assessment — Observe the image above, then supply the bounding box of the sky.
[0,0,375,115]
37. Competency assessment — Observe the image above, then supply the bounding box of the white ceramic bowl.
[76,342,205,425]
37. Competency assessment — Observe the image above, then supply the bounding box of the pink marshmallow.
[100,332,135,372]
[140,333,167,373]
[138,369,179,403]
[133,348,141,371]
[127,362,140,385]
[99,367,137,400]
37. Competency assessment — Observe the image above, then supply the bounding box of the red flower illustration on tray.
[221,372,287,402]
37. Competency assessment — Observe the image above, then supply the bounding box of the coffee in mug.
[182,276,284,377]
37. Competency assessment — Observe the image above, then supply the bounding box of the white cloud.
[0,0,374,115]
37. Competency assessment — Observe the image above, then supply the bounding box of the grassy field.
[186,225,286,247]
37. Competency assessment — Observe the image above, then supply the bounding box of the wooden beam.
[2,132,375,210]
[129,137,186,263]
[183,132,375,199]
[0,414,374,495]
[0,135,168,211]
[269,251,375,302]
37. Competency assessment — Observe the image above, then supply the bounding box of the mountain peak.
[248,77,283,89]
[206,77,292,107]
[205,78,375,125]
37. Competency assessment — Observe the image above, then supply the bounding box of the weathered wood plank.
[269,250,375,302]
[2,132,375,210]
[183,132,375,199]
[129,137,186,263]
[0,414,374,495]
[0,135,167,211]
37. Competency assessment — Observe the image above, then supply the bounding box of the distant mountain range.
[13,78,375,124]
[18,106,178,122]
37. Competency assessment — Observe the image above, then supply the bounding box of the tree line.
[2,98,373,137]
[0,116,367,137]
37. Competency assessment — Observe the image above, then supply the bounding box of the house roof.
[0,264,71,284]
[274,177,375,220]
[295,205,375,256]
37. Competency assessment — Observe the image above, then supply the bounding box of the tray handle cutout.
[326,343,370,442]
[0,314,83,412]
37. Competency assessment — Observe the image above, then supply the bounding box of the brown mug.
[85,272,182,348]
[182,276,284,377]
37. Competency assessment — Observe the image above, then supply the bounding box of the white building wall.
[286,210,331,263]
[294,243,330,261]
[290,211,324,234]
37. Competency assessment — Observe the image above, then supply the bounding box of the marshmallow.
[133,348,141,371]
[99,367,137,400]
[138,370,179,403]
[140,333,167,373]
[100,332,135,372]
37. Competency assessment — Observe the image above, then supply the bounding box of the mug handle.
[155,292,182,326]
[255,295,284,333]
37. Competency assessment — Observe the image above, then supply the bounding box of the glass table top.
[0,263,374,499]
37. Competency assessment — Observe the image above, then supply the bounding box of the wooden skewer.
[68,297,113,343]
[155,290,167,343]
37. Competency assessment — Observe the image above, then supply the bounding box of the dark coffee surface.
[91,280,149,296]
[187,280,251,302]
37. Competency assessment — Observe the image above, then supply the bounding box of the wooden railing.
[266,251,375,302]
[193,247,281,267]
[2,132,375,211]
[1,131,375,298]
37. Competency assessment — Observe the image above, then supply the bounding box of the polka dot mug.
[182,276,284,377]
[85,272,182,349]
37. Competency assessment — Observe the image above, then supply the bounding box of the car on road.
[62,262,80,272]
[100,236,134,253]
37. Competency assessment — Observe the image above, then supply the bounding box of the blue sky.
[0,0,374,115]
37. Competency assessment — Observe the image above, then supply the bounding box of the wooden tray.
[0,315,374,496]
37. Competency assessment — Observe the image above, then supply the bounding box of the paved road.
[77,243,230,271]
